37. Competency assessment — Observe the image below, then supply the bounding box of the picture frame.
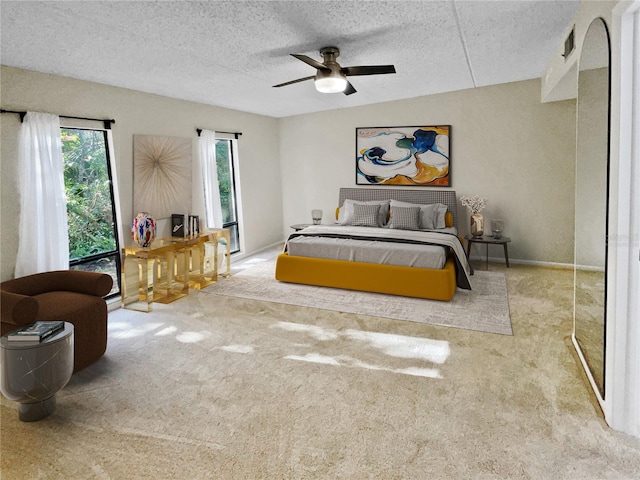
[171,214,185,237]
[355,125,451,187]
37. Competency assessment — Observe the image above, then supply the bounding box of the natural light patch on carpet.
[220,344,254,354]
[284,353,442,378]
[155,326,178,336]
[109,320,165,339]
[286,353,341,365]
[176,331,212,343]
[273,321,450,364]
[272,321,340,341]
[343,329,450,364]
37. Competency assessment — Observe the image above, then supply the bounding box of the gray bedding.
[286,225,459,271]
[288,235,448,269]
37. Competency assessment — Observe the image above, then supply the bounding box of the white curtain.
[15,112,69,277]
[197,129,223,228]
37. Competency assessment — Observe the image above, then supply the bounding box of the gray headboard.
[338,188,458,229]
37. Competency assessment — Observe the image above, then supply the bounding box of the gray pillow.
[338,199,390,227]
[389,206,421,230]
[389,199,449,229]
[350,203,381,227]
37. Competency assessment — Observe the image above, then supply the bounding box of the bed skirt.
[274,252,457,302]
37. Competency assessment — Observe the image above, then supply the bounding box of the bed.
[275,188,472,301]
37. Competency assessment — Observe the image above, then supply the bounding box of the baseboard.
[107,296,121,311]
[231,241,283,263]
[575,264,606,272]
[468,254,574,270]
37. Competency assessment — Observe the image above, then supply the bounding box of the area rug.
[205,259,512,335]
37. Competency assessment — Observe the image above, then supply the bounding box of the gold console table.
[121,229,231,312]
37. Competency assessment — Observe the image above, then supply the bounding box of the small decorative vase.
[132,212,156,247]
[491,219,504,239]
[470,212,484,237]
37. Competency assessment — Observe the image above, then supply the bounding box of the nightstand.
[290,224,313,231]
[465,235,511,269]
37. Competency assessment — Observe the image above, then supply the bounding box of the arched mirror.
[573,17,610,399]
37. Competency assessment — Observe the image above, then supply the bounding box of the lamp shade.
[315,76,348,93]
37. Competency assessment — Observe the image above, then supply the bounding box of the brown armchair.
[1,270,113,372]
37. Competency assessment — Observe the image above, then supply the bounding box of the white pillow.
[434,203,448,229]
[338,199,389,227]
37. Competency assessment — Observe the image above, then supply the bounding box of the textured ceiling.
[0,0,580,118]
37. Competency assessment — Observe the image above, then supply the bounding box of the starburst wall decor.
[133,135,192,219]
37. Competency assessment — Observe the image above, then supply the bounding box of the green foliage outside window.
[61,129,117,260]
[216,140,235,224]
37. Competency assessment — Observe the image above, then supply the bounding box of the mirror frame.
[572,17,611,400]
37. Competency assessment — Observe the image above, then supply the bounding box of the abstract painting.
[133,135,192,219]
[356,126,450,186]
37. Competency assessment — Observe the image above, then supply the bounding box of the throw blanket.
[286,225,473,290]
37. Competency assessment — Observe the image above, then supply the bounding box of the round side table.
[464,235,512,270]
[1,322,74,422]
[290,224,313,231]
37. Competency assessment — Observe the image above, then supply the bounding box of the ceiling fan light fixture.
[274,46,394,96]
[314,75,347,93]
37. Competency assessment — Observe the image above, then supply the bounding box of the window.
[215,138,240,254]
[61,128,121,297]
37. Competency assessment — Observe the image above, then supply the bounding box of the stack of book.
[6,321,65,344]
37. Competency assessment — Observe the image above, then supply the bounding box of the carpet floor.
[205,258,512,335]
[1,261,639,479]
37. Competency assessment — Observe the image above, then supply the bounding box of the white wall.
[279,78,577,264]
[0,66,283,281]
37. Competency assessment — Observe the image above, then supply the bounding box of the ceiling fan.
[273,46,396,95]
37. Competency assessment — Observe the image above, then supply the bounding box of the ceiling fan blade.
[273,75,315,88]
[343,81,357,96]
[341,65,396,76]
[291,54,330,71]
